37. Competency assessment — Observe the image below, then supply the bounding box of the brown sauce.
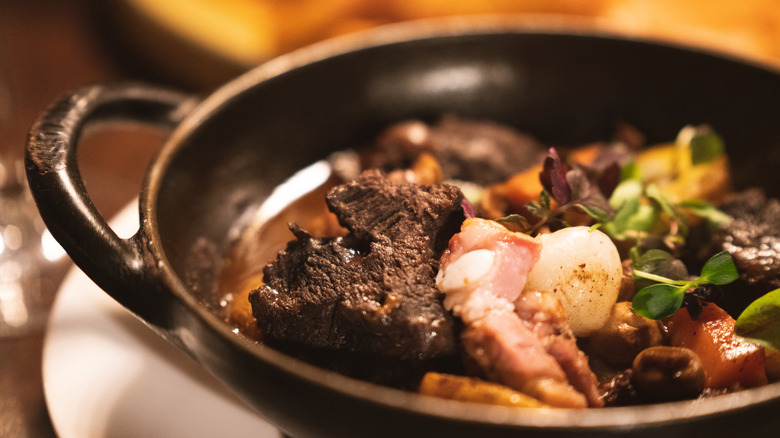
[217,163,344,340]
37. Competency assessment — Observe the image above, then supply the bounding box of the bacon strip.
[437,218,603,408]
[461,309,588,408]
[515,291,604,407]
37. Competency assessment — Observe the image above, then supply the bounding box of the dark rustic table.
[0,1,211,436]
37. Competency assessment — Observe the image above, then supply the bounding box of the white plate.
[42,201,279,438]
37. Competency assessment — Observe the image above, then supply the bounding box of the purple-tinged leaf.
[597,161,621,198]
[566,168,591,201]
[540,148,571,205]
[461,198,476,219]
[567,169,616,221]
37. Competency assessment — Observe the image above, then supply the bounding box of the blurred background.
[1,0,780,436]
[90,0,780,90]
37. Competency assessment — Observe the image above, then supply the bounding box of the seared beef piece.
[361,115,545,185]
[687,188,780,314]
[250,170,465,363]
[325,168,463,260]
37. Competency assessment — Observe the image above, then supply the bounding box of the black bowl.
[26,17,780,438]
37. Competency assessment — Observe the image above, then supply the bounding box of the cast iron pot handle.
[25,83,197,323]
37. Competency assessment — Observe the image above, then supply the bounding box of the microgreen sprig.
[631,251,739,320]
[516,148,617,234]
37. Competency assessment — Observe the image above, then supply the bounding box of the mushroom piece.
[631,346,706,402]
[586,302,666,367]
[766,349,780,382]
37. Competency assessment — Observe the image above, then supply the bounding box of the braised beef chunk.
[361,115,545,185]
[709,188,780,289]
[325,168,465,260]
[688,188,780,313]
[250,170,465,364]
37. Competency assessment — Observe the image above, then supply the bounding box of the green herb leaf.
[625,204,660,234]
[631,250,736,320]
[699,251,739,285]
[633,249,689,281]
[587,223,602,232]
[678,199,732,227]
[605,195,639,237]
[645,184,681,222]
[539,189,551,211]
[735,288,780,351]
[495,214,531,232]
[577,202,613,223]
[605,179,664,239]
[689,127,725,165]
[634,248,674,269]
[620,161,641,181]
[632,283,688,319]
[525,200,544,218]
[609,178,643,210]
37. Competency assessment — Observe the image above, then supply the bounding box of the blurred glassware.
[0,51,68,338]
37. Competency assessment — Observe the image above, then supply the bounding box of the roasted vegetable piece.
[587,302,666,367]
[766,349,780,382]
[666,303,767,389]
[418,372,549,408]
[635,125,732,205]
[631,346,706,402]
[488,163,544,219]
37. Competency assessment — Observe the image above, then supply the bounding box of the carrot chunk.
[502,163,544,210]
[666,303,767,389]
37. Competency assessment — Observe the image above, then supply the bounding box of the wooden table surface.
[0,1,209,436]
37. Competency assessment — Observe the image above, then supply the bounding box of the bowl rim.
[144,14,780,429]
